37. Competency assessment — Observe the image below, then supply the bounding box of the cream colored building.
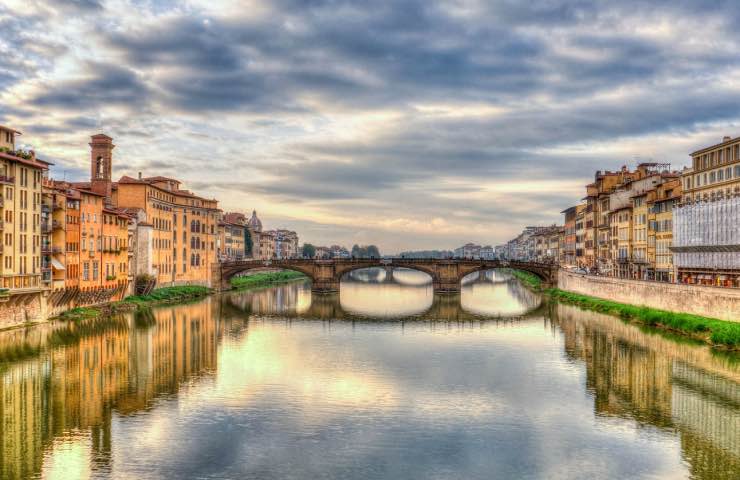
[682,135,740,202]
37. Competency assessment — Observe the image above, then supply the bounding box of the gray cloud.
[2,0,740,251]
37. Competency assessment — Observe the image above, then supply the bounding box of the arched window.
[96,156,105,178]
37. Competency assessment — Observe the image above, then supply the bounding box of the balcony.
[41,223,51,234]
[41,245,52,254]
[51,246,63,255]
[0,175,14,185]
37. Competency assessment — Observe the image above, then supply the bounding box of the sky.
[1,0,739,254]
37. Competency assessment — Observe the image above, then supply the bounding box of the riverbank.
[57,285,212,322]
[55,272,308,323]
[231,271,307,289]
[506,269,544,291]
[546,288,740,349]
[503,268,739,348]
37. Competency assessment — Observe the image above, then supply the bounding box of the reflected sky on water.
[0,268,737,479]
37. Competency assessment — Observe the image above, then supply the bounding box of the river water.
[0,268,738,479]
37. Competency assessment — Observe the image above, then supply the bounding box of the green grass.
[506,269,544,291]
[547,288,740,348]
[0,342,42,363]
[230,271,307,289]
[122,285,211,305]
[57,306,101,322]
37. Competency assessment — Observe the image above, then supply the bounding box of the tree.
[302,243,316,259]
[244,228,253,257]
[366,245,380,258]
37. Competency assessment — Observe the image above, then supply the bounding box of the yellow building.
[0,126,51,291]
[650,178,681,282]
[114,175,219,286]
[630,191,650,278]
[217,219,246,262]
[683,135,740,202]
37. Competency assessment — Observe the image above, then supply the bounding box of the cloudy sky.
[1,0,739,253]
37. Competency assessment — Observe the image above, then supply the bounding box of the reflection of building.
[0,300,220,478]
[555,305,740,477]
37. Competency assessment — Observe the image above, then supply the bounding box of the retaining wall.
[558,271,740,322]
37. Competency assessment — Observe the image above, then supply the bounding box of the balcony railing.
[52,220,62,230]
[0,175,14,185]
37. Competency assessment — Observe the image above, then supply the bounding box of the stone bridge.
[211,258,558,294]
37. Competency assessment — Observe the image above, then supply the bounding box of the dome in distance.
[248,210,262,232]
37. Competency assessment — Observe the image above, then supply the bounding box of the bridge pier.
[311,279,340,294]
[433,281,461,294]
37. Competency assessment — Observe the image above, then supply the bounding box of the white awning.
[50,257,65,270]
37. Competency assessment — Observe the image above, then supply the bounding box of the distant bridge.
[212,258,558,294]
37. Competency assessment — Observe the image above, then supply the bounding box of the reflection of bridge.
[213,258,558,293]
[221,289,547,323]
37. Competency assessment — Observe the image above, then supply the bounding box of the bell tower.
[90,133,114,202]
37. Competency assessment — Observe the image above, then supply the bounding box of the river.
[0,268,738,479]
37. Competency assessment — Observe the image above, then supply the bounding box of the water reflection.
[0,273,737,479]
[337,267,541,319]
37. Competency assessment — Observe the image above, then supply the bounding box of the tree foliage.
[350,244,381,258]
[244,228,253,256]
[302,243,316,258]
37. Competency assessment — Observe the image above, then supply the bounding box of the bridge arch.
[455,262,552,285]
[216,262,317,290]
[335,262,439,284]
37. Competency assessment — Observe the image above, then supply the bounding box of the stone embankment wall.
[558,271,740,322]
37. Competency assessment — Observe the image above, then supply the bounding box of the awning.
[50,257,65,271]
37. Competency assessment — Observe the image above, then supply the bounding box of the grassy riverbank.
[56,285,212,322]
[231,271,307,289]
[547,288,740,348]
[55,272,307,323]
[507,269,544,291]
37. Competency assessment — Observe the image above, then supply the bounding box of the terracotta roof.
[117,175,146,184]
[143,176,180,183]
[0,125,21,134]
[0,151,50,169]
[76,188,105,197]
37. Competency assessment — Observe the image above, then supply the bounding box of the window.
[83,262,90,281]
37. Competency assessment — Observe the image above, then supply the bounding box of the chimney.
[723,136,732,142]
[138,171,142,180]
